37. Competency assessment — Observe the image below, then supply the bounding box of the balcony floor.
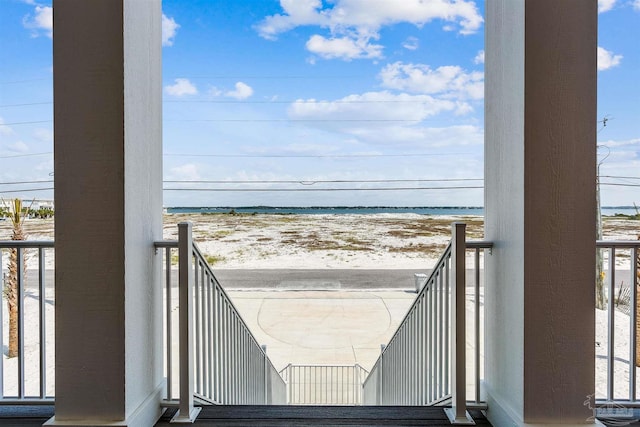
[6,404,640,426]
[0,404,492,426]
[155,405,492,426]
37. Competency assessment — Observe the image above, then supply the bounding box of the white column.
[484,0,597,425]
[48,0,163,425]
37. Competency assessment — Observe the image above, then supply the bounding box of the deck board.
[4,403,640,426]
[156,405,491,426]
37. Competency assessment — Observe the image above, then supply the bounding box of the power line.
[4,177,637,186]
[0,118,440,125]
[0,152,52,159]
[0,180,53,185]
[2,183,638,195]
[0,102,53,108]
[0,78,50,85]
[164,99,449,105]
[600,183,640,188]
[1,152,471,160]
[0,178,483,186]
[162,186,484,192]
[600,175,640,180]
[0,120,52,126]
[164,152,472,158]
[164,119,426,123]
[164,178,483,184]
[0,99,451,108]
[167,75,367,80]
[0,187,54,194]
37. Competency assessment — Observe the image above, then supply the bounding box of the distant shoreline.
[165,205,638,216]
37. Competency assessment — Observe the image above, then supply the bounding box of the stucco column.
[49,0,163,425]
[484,0,597,425]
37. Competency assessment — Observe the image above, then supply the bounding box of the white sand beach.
[1,213,637,270]
[0,213,638,400]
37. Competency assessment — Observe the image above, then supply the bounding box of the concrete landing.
[226,289,417,372]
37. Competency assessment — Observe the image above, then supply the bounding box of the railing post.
[445,223,474,424]
[262,344,269,404]
[378,344,385,405]
[172,222,201,423]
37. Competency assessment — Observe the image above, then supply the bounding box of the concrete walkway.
[226,288,417,373]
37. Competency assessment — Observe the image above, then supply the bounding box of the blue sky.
[0,0,638,207]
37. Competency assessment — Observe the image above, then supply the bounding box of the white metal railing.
[155,222,286,422]
[0,240,55,404]
[596,240,640,410]
[279,364,368,405]
[362,223,491,424]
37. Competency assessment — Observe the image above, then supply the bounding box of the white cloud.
[165,78,198,96]
[255,0,328,40]
[162,13,180,46]
[169,164,201,181]
[33,128,53,142]
[306,34,383,60]
[0,140,29,154]
[22,5,52,38]
[402,36,419,51]
[598,0,616,13]
[256,0,482,61]
[379,62,484,100]
[208,86,223,97]
[634,0,640,11]
[6,141,29,153]
[597,137,640,148]
[225,82,254,100]
[348,124,483,148]
[288,91,466,125]
[598,46,622,71]
[473,50,485,64]
[0,117,15,137]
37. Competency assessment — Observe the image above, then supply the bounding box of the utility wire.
[0,120,52,126]
[0,180,53,185]
[163,153,471,158]
[164,99,450,104]
[167,75,366,80]
[0,78,49,85]
[600,183,640,188]
[600,175,640,180]
[162,186,485,192]
[0,187,54,193]
[0,178,481,186]
[164,119,426,122]
[163,178,483,184]
[0,102,52,108]
[3,183,639,195]
[0,152,52,159]
[3,176,637,186]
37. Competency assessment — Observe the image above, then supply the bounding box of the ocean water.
[166,206,639,216]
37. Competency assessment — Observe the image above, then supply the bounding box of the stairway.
[155,405,492,426]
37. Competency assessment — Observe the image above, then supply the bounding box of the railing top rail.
[0,240,55,249]
[0,240,55,248]
[154,240,178,248]
[467,240,493,249]
[596,240,640,248]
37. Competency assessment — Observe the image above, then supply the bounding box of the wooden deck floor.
[155,405,492,426]
[0,404,490,426]
[4,404,640,426]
